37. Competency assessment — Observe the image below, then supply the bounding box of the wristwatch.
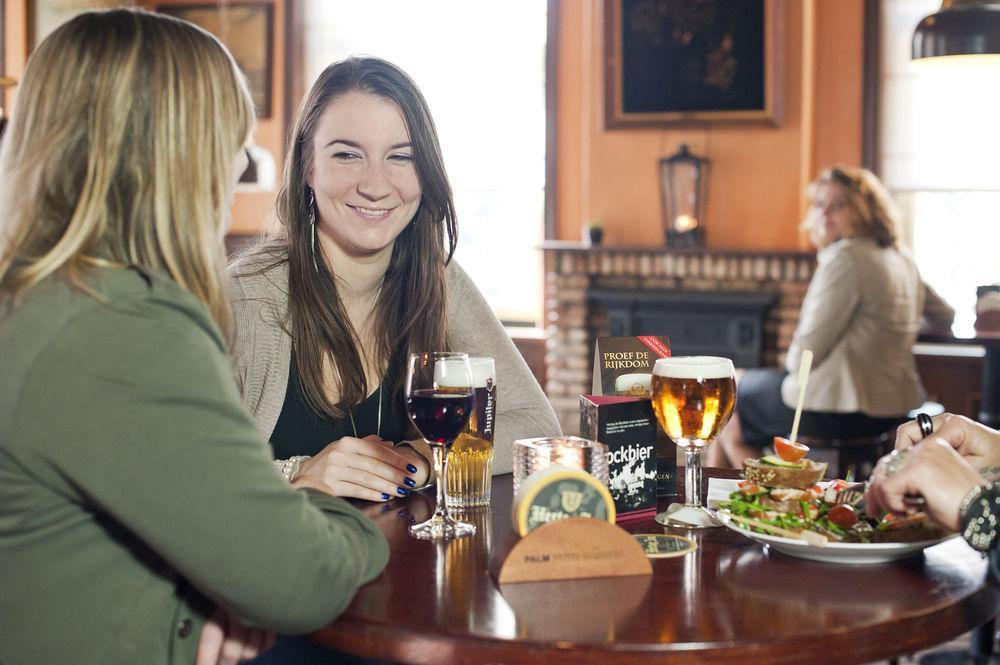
[959,482,1000,553]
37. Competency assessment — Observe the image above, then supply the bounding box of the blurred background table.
[312,470,998,665]
[919,327,1000,429]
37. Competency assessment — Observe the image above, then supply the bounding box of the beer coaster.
[633,533,697,558]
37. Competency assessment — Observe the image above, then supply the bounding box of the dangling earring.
[307,187,318,271]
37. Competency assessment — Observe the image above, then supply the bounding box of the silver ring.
[882,449,911,478]
[916,412,934,439]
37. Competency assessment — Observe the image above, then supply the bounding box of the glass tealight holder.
[512,436,609,496]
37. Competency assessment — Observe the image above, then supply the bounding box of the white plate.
[716,510,959,564]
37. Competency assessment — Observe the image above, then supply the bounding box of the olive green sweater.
[0,267,388,665]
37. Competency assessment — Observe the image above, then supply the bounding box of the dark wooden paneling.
[862,0,881,173]
[512,334,546,389]
[916,350,983,419]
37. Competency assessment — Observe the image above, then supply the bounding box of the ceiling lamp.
[913,0,1000,60]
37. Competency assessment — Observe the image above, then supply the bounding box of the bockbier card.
[581,336,678,514]
[580,395,658,521]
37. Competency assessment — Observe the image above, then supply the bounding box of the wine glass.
[405,352,476,539]
[650,356,736,528]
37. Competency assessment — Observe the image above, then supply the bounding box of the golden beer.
[650,356,736,527]
[445,358,496,508]
[651,374,736,447]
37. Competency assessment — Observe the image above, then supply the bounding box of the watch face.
[962,488,999,553]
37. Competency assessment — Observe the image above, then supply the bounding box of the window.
[880,0,1000,333]
[304,0,548,325]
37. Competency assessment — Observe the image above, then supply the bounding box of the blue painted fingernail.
[407,464,417,474]
[380,493,390,500]
[397,509,409,518]
[396,487,410,496]
[404,477,416,488]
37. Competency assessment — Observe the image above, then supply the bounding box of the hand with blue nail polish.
[293,434,429,502]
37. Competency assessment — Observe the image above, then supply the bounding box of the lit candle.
[555,443,586,470]
[674,214,699,232]
[513,436,609,495]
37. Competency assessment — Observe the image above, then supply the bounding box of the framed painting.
[157,2,273,118]
[604,0,784,128]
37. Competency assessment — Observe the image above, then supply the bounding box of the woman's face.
[808,182,857,248]
[307,90,422,259]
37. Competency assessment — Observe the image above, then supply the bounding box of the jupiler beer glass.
[445,357,496,509]
[405,352,476,539]
[650,356,736,528]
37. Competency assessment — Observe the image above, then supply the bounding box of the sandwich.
[720,437,948,543]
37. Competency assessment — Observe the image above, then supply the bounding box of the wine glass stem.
[432,444,449,521]
[684,445,702,508]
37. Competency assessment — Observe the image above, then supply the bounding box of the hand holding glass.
[405,352,476,539]
[651,356,736,528]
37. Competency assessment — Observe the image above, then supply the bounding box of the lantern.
[658,144,709,247]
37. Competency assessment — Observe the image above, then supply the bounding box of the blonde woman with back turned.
[713,166,954,468]
[0,10,387,665]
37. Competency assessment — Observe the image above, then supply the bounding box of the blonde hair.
[804,165,899,248]
[0,9,254,333]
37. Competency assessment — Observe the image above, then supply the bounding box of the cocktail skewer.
[788,349,814,445]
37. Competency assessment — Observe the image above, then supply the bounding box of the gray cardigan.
[229,250,560,475]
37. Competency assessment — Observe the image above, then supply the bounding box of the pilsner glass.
[445,357,496,508]
[405,352,476,539]
[650,356,736,528]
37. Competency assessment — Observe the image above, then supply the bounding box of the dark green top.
[270,352,409,459]
[0,267,389,665]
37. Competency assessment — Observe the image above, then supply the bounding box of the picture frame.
[157,2,273,118]
[604,0,784,128]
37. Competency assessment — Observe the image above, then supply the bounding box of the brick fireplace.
[542,242,817,434]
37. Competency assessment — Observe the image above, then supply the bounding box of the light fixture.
[913,0,1000,60]
[658,144,709,248]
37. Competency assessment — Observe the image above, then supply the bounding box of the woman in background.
[230,56,560,500]
[0,11,387,665]
[715,166,954,468]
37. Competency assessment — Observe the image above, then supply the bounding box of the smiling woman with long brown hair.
[0,10,387,665]
[230,56,560,501]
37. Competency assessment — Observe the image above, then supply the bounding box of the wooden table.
[313,471,999,664]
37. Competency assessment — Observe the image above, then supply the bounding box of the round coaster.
[633,533,697,558]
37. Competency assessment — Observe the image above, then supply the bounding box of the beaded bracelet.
[273,456,311,482]
[959,482,1000,553]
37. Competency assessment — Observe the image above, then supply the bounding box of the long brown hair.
[0,9,254,334]
[252,56,457,418]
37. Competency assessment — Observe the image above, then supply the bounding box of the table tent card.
[580,335,676,519]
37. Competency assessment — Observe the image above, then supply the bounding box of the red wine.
[406,389,474,446]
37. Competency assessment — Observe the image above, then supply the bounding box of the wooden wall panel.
[555,0,866,252]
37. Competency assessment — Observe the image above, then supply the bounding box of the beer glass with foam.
[651,356,735,527]
[445,357,497,508]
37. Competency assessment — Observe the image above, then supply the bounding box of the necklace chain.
[348,275,384,439]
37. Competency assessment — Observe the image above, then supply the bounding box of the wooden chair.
[794,402,945,481]
[797,432,893,481]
